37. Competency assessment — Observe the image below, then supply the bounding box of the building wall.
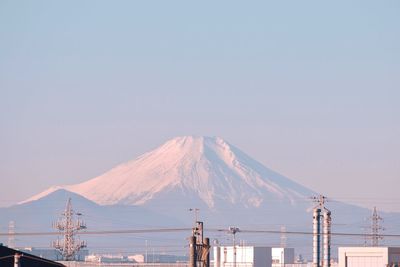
[218,246,254,267]
[214,246,271,267]
[271,248,295,265]
[254,247,271,267]
[338,247,393,267]
[388,247,400,264]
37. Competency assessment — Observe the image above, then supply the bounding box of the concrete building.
[338,247,400,267]
[272,248,295,266]
[214,246,272,267]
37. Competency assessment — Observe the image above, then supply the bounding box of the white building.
[271,248,295,266]
[338,247,400,267]
[85,254,131,263]
[214,246,272,267]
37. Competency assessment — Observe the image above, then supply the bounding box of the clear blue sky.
[1,0,399,211]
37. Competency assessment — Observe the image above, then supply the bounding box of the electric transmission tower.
[370,206,384,246]
[53,198,87,261]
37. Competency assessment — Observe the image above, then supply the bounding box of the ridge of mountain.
[24,136,314,211]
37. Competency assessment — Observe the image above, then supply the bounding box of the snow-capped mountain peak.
[25,136,313,209]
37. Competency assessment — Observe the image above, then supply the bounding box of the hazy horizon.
[1,1,399,212]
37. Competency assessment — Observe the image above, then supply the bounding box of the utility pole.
[228,227,240,267]
[53,198,87,261]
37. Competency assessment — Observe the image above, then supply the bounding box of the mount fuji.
[26,136,313,207]
[22,136,321,225]
[3,136,399,254]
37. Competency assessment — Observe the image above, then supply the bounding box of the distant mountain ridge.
[0,188,184,250]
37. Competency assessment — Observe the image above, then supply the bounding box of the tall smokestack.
[313,208,322,267]
[189,236,197,267]
[323,210,331,267]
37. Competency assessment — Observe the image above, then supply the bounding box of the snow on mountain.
[25,136,314,210]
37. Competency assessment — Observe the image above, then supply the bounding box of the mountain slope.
[1,189,185,249]
[25,136,314,211]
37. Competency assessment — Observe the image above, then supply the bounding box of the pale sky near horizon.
[1,1,399,212]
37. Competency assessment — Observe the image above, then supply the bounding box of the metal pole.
[233,234,236,267]
[190,236,197,267]
[228,227,239,267]
[313,208,321,267]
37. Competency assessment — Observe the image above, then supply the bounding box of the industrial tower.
[53,198,87,261]
[189,220,210,267]
[311,195,332,267]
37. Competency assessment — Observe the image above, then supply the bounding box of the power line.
[1,227,400,239]
[0,228,192,237]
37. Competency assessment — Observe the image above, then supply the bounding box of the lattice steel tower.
[371,206,384,246]
[53,198,87,261]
